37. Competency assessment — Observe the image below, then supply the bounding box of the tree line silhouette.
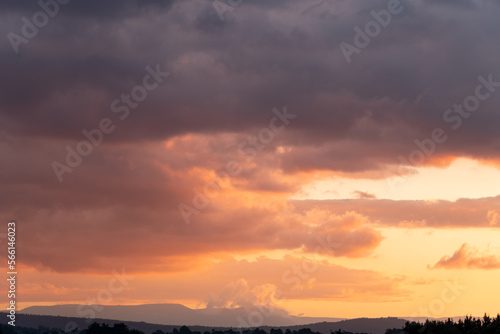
[85,323,324,334]
[386,314,500,334]
[0,323,323,334]
[1,315,499,334]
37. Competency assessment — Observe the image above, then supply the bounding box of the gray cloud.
[2,0,500,273]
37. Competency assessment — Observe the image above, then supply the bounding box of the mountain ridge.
[20,303,345,327]
[2,312,408,334]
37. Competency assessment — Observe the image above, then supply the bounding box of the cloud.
[205,279,284,312]
[2,0,500,176]
[0,0,175,19]
[1,0,500,314]
[0,129,498,274]
[353,191,376,199]
[487,210,500,226]
[0,200,383,273]
[203,256,410,302]
[431,243,500,269]
[14,255,411,307]
[293,196,500,228]
[1,132,499,274]
[0,132,389,274]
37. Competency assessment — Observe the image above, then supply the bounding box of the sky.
[1,0,500,320]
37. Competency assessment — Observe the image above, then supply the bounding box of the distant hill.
[0,312,214,334]
[281,318,407,334]
[1,312,409,334]
[20,303,344,327]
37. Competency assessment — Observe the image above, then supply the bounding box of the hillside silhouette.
[20,304,344,327]
[386,315,500,334]
[3,313,499,334]
[0,313,404,334]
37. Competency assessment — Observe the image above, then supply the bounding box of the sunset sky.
[1,0,500,320]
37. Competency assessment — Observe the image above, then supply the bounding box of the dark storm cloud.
[2,0,500,273]
[2,0,500,186]
[422,0,478,9]
[1,0,499,170]
[0,0,175,18]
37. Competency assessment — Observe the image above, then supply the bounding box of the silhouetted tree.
[387,315,500,334]
[179,327,192,334]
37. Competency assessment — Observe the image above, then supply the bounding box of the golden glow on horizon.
[292,158,500,201]
[4,145,499,319]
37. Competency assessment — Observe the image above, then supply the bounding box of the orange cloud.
[487,210,499,226]
[8,255,410,310]
[1,134,497,277]
[430,243,500,269]
[205,278,283,312]
[353,191,376,199]
[293,196,500,228]
[197,256,411,303]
